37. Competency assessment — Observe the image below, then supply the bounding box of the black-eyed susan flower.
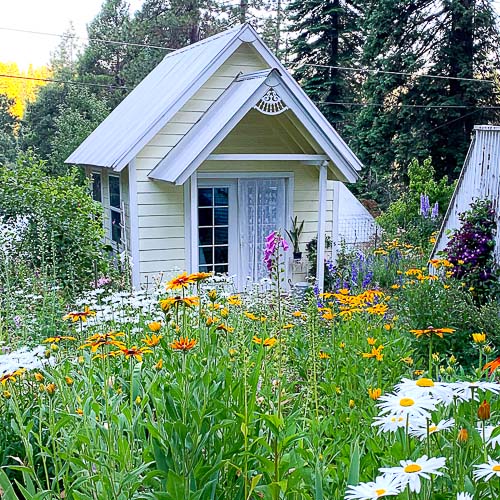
[319,351,330,359]
[252,336,277,348]
[227,295,242,306]
[119,346,153,362]
[43,335,76,343]
[409,327,455,339]
[63,306,96,323]
[141,334,163,347]
[166,272,196,290]
[170,337,197,351]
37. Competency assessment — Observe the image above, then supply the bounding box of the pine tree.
[0,94,18,165]
[349,0,500,203]
[286,0,364,126]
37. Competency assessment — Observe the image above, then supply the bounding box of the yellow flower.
[155,359,163,370]
[147,321,162,332]
[409,327,455,339]
[227,295,242,306]
[390,284,400,289]
[216,323,234,333]
[135,396,142,405]
[472,333,486,344]
[368,388,382,400]
[166,272,196,290]
[339,342,346,349]
[2,390,11,399]
[45,383,56,395]
[76,408,83,415]
[292,311,304,318]
[252,336,277,347]
[43,335,76,343]
[283,323,294,329]
[319,351,330,359]
[384,324,392,331]
[63,306,96,323]
[362,345,384,361]
[142,334,163,347]
[457,427,468,443]
[65,376,74,386]
[220,308,229,318]
[34,372,44,382]
[349,399,355,409]
[401,357,414,366]
[208,289,217,301]
[414,369,424,376]
[367,337,377,346]
[119,345,153,362]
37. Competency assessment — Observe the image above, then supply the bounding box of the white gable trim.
[149,69,358,185]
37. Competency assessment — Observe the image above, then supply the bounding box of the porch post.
[316,161,328,292]
[331,181,340,264]
[190,172,198,273]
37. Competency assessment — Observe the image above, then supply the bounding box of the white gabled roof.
[66,23,363,177]
[149,69,359,184]
[66,24,250,170]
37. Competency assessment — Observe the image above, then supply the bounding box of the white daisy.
[456,493,473,500]
[345,475,401,499]
[473,457,500,481]
[395,378,454,406]
[476,424,500,449]
[452,381,500,402]
[379,455,446,493]
[409,418,455,440]
[372,414,413,434]
[377,392,437,419]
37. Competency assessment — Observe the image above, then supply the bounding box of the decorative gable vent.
[253,88,288,115]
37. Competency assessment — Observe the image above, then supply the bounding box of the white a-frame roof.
[66,24,363,181]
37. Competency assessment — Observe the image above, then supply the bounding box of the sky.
[0,0,144,70]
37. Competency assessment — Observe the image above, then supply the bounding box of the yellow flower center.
[429,425,438,433]
[493,465,500,472]
[399,397,415,407]
[375,489,386,496]
[416,378,434,387]
[404,464,422,473]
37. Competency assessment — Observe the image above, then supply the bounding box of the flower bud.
[478,400,491,421]
[457,427,468,443]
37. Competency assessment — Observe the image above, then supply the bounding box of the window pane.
[198,207,213,227]
[214,226,228,245]
[198,188,213,207]
[92,173,102,202]
[214,246,228,264]
[199,265,212,273]
[109,176,121,208]
[214,264,228,274]
[214,207,228,226]
[199,247,213,265]
[214,188,228,206]
[199,227,213,246]
[111,210,121,243]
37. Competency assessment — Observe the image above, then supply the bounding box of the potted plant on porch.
[286,216,305,260]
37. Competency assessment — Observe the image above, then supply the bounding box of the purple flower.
[431,201,439,220]
[420,194,431,218]
[13,315,22,328]
[263,230,290,273]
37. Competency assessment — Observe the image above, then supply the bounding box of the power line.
[0,73,130,91]
[0,26,176,52]
[288,62,498,85]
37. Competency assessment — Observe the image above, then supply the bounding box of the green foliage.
[0,93,18,165]
[285,216,304,254]
[0,152,107,292]
[377,157,455,246]
[349,0,500,202]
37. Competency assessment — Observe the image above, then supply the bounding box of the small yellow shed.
[66,24,363,290]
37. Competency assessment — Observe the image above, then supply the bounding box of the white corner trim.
[206,154,329,162]
[316,162,328,292]
[128,159,141,288]
[189,172,199,272]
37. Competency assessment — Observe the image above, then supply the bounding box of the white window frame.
[108,174,122,247]
[186,171,294,289]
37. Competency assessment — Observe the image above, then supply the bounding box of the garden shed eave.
[148,69,360,185]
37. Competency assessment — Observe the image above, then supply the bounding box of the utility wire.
[1,25,499,86]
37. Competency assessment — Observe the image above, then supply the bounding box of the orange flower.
[0,368,25,386]
[292,311,304,318]
[252,336,277,347]
[160,296,199,311]
[80,332,126,352]
[216,324,234,333]
[63,306,96,323]
[367,337,377,346]
[118,345,153,362]
[44,383,57,395]
[362,345,384,361]
[141,334,163,347]
[409,327,455,339]
[65,376,74,386]
[478,400,491,421]
[154,359,163,370]
[484,356,500,375]
[166,272,196,290]
[368,388,382,400]
[170,336,197,351]
[457,427,468,443]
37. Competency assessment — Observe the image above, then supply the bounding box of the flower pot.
[293,251,302,260]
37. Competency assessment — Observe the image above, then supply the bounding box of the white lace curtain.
[238,178,286,281]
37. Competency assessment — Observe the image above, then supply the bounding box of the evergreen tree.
[287,0,364,125]
[349,0,500,203]
[0,94,18,165]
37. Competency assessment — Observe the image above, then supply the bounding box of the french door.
[196,177,288,285]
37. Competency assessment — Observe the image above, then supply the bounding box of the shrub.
[444,198,499,303]
[0,152,108,293]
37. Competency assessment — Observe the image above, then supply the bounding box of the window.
[91,172,102,202]
[109,175,122,245]
[198,187,229,274]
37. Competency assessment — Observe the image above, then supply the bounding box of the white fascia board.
[112,27,257,171]
[149,75,269,184]
[246,27,363,173]
[272,82,359,183]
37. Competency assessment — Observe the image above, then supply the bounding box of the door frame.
[185,170,294,289]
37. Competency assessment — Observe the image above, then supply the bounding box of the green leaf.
[0,469,20,500]
[346,440,360,486]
